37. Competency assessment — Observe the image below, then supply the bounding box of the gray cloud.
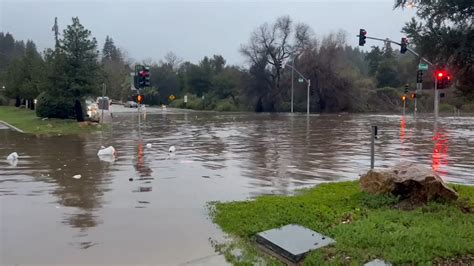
[1,0,416,65]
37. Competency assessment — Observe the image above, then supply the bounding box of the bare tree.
[240,15,313,111]
[162,51,183,70]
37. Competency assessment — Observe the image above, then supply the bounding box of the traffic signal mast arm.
[356,34,434,66]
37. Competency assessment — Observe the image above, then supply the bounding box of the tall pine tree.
[61,17,101,121]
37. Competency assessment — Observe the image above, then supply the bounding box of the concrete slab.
[256,224,335,263]
[364,259,392,266]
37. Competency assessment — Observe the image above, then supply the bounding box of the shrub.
[215,99,238,112]
[36,91,75,119]
[0,94,8,106]
[461,103,474,113]
[439,103,455,113]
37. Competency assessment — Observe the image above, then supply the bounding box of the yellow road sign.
[169,95,176,101]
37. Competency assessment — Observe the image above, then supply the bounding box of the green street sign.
[298,78,304,83]
[418,63,429,71]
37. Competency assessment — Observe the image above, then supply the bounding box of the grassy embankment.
[0,106,103,135]
[211,181,474,265]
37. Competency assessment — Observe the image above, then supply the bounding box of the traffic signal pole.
[357,34,440,120]
[434,76,439,119]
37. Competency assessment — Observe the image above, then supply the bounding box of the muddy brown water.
[1,110,473,265]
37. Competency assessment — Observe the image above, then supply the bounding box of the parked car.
[124,101,138,108]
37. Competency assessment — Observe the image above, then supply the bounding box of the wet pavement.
[1,109,473,265]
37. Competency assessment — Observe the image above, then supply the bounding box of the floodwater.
[1,108,473,265]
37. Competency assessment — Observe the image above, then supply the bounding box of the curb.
[0,120,24,133]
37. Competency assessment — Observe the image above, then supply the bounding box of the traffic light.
[143,66,150,87]
[136,66,151,89]
[276,60,282,69]
[404,84,409,94]
[400,37,408,54]
[137,94,143,104]
[411,93,416,99]
[359,29,367,46]
[435,69,451,89]
[402,95,407,101]
[416,70,423,83]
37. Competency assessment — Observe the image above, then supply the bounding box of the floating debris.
[6,152,18,161]
[72,174,82,179]
[169,146,176,153]
[97,146,116,156]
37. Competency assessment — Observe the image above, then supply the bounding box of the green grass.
[0,106,104,135]
[211,181,474,265]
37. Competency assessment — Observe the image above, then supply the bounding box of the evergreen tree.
[61,17,101,121]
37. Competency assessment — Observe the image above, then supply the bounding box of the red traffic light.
[435,70,448,80]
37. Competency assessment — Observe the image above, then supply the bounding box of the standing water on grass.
[1,110,473,265]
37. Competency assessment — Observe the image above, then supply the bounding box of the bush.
[439,103,456,113]
[169,98,185,108]
[461,103,474,113]
[215,99,238,112]
[36,91,75,119]
[0,94,8,106]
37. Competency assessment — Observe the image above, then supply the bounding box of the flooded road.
[1,109,473,265]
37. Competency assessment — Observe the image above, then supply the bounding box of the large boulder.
[360,162,458,202]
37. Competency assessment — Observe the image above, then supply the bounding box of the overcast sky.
[1,0,416,65]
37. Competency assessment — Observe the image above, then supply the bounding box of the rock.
[360,162,458,203]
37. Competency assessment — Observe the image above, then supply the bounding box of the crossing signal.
[137,94,143,104]
[411,93,416,99]
[400,38,408,54]
[402,95,407,101]
[358,29,367,46]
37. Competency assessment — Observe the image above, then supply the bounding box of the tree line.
[0,0,472,120]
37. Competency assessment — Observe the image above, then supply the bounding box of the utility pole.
[291,58,294,113]
[307,79,311,115]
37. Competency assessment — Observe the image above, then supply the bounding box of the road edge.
[0,120,25,133]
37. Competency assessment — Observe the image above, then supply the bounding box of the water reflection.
[432,128,449,176]
[0,132,111,250]
[1,112,474,264]
[400,116,406,143]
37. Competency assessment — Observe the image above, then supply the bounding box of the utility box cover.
[256,224,335,263]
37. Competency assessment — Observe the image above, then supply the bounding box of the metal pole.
[370,126,375,169]
[434,75,439,120]
[101,83,105,123]
[414,96,417,117]
[291,58,294,113]
[307,79,311,115]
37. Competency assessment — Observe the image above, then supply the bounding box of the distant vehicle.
[124,101,138,108]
